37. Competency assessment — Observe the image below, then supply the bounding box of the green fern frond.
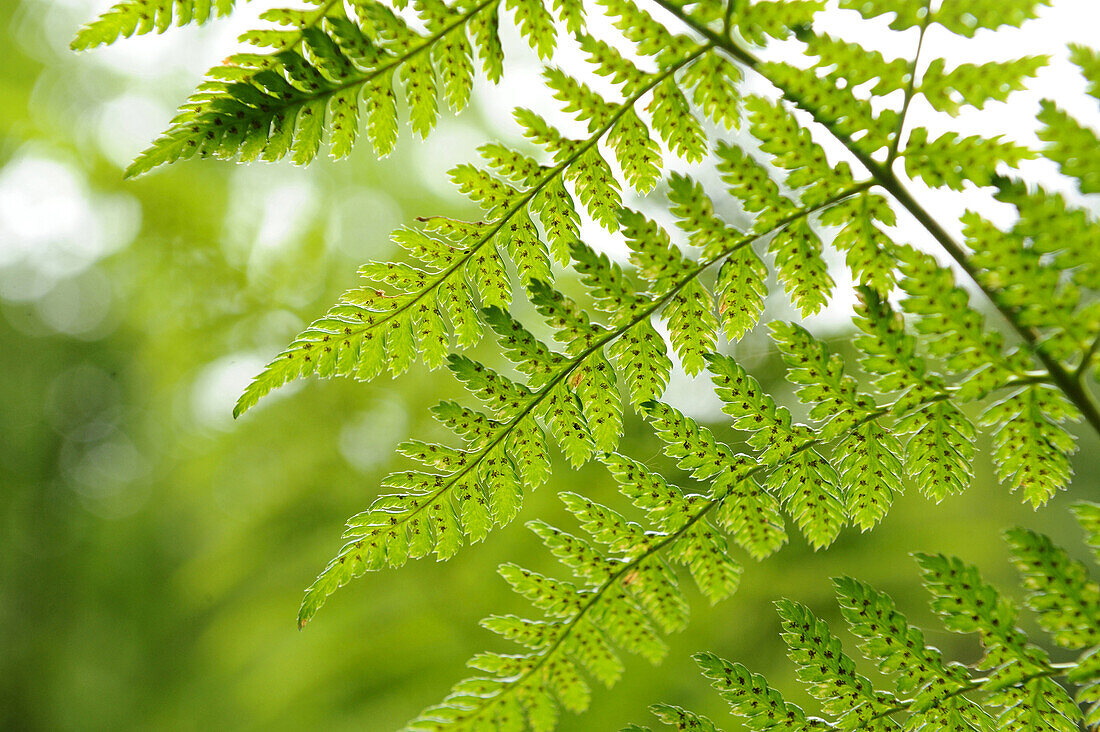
[694,651,819,730]
[1071,43,1100,100]
[707,353,846,549]
[964,210,1099,363]
[72,0,236,50]
[775,599,900,725]
[932,0,1052,39]
[644,506,1100,732]
[125,0,514,176]
[902,128,1033,190]
[841,0,1051,37]
[735,0,823,47]
[1037,100,1100,195]
[918,56,1048,115]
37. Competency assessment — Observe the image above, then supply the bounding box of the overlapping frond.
[72,0,236,50]
[636,504,1100,732]
[81,0,1100,729]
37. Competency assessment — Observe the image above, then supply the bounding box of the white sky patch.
[0,148,140,301]
[190,352,272,430]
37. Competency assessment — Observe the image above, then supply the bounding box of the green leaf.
[919,56,1047,115]
[981,385,1079,507]
[1037,101,1100,194]
[903,128,1033,190]
[72,0,236,50]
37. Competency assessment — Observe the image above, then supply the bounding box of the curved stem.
[887,0,932,166]
[860,666,1064,728]
[1076,332,1100,381]
[452,367,1044,724]
[646,0,1100,441]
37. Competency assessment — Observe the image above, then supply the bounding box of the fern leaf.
[125,0,510,176]
[838,0,928,31]
[715,141,797,231]
[680,53,742,130]
[896,246,1019,398]
[834,577,990,727]
[919,57,1047,115]
[1005,525,1100,649]
[72,0,235,50]
[642,401,788,559]
[933,0,1051,38]
[735,0,823,46]
[775,600,899,725]
[608,110,663,194]
[820,192,898,295]
[771,218,834,317]
[648,78,707,163]
[802,32,910,97]
[1037,100,1100,194]
[694,651,815,730]
[746,96,855,206]
[895,400,976,502]
[995,179,1100,292]
[714,246,768,341]
[769,321,874,439]
[1071,44,1100,100]
[707,354,845,549]
[649,705,721,731]
[981,385,1079,507]
[902,128,1032,190]
[760,61,899,156]
[595,0,695,68]
[916,552,1081,730]
[964,211,1098,362]
[506,0,556,60]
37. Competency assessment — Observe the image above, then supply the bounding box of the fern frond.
[734,0,823,47]
[918,56,1048,115]
[72,0,236,50]
[707,353,846,549]
[694,651,820,730]
[964,211,1098,363]
[995,179,1100,292]
[915,552,1080,729]
[932,0,1052,39]
[902,128,1032,190]
[1006,526,1100,650]
[841,0,1051,37]
[1037,100,1100,195]
[981,385,1079,507]
[775,599,899,725]
[834,576,990,723]
[667,513,1100,732]
[1072,44,1100,100]
[126,0,515,176]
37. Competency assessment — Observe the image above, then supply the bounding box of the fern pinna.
[73,0,1100,728]
[630,502,1100,732]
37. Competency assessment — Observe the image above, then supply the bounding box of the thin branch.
[886,0,933,166]
[1076,331,1100,381]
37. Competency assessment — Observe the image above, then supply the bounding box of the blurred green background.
[1,1,1096,730]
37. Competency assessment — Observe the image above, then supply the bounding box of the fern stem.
[645,0,1100,441]
[459,364,1045,724]
[432,182,875,722]
[870,171,1100,439]
[1076,331,1100,382]
[886,0,932,166]
[328,44,718,559]
[317,41,715,392]
[857,665,1064,728]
